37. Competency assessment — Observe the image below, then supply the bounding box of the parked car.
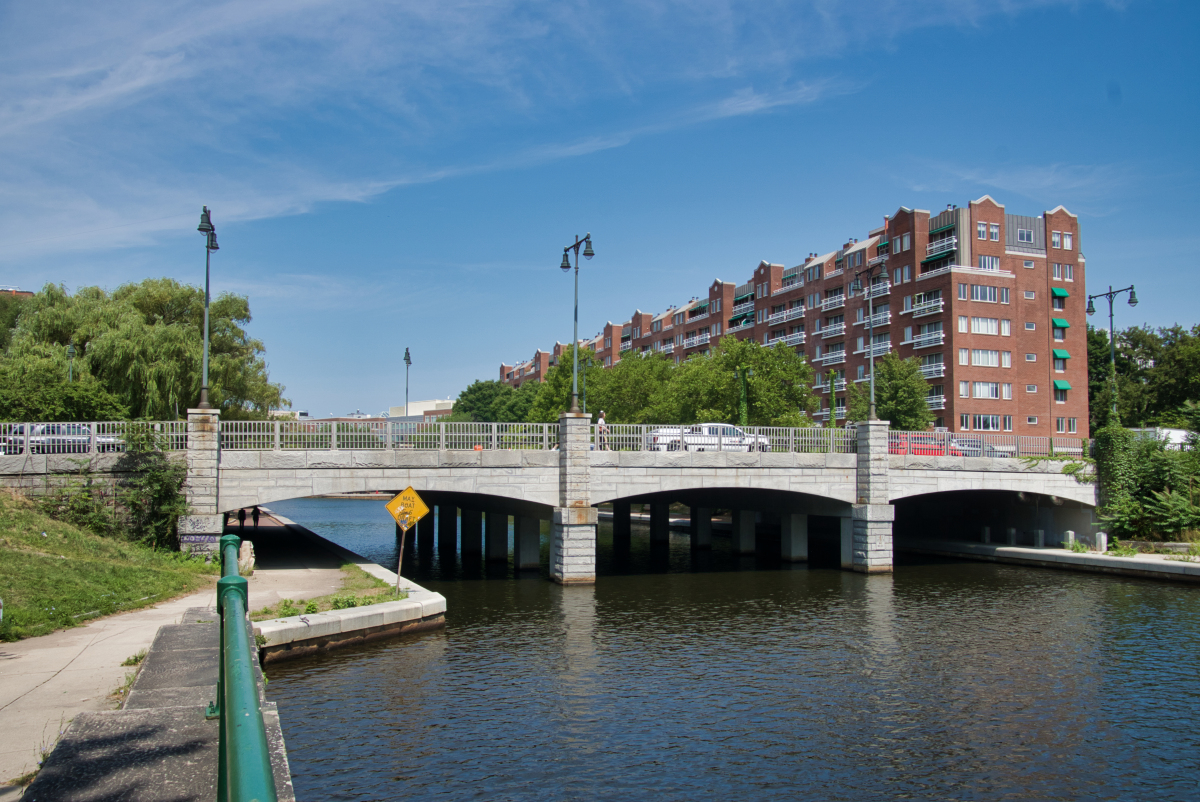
[646,423,771,452]
[6,424,124,454]
[888,432,964,457]
[949,436,1012,458]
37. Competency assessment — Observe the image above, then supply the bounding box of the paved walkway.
[0,513,345,793]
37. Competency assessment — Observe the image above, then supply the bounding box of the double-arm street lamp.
[559,233,594,414]
[1087,284,1138,418]
[850,253,888,420]
[404,347,412,417]
[196,207,219,409]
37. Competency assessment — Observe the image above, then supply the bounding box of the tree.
[0,292,29,352]
[2,280,287,419]
[845,352,934,431]
[585,351,674,424]
[526,347,603,422]
[1147,325,1200,426]
[0,345,128,421]
[448,380,513,422]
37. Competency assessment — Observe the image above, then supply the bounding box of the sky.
[1,0,1196,416]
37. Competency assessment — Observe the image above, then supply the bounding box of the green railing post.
[221,534,241,577]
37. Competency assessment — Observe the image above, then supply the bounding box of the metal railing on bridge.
[219,421,560,451]
[0,421,188,455]
[592,424,858,454]
[886,430,1087,458]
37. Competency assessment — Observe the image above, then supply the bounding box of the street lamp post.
[1086,284,1138,418]
[196,207,219,409]
[559,233,594,414]
[403,348,412,417]
[67,339,75,383]
[851,254,888,420]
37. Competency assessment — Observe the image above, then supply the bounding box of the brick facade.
[499,195,1088,436]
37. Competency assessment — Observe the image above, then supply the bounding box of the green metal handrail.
[209,534,278,802]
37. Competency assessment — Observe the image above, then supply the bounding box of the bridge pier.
[781,513,808,563]
[486,511,508,563]
[650,502,670,544]
[851,420,894,573]
[732,510,756,555]
[515,516,541,570]
[551,412,596,584]
[178,408,223,540]
[438,504,458,552]
[461,509,483,557]
[690,506,712,550]
[612,501,632,551]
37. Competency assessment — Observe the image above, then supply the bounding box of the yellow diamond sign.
[385,487,429,533]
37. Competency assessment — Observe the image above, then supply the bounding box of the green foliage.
[0,292,30,352]
[0,348,129,421]
[586,351,675,424]
[1,280,287,420]
[1087,323,1200,431]
[1142,488,1200,538]
[845,353,935,430]
[331,594,359,610]
[526,347,603,422]
[1093,422,1200,540]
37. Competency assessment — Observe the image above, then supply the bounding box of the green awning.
[1053,380,1072,391]
[728,313,753,325]
[928,222,956,235]
[692,303,709,312]
[921,252,954,265]
[1052,349,1071,359]
[1051,287,1070,298]
[877,240,890,249]
[1051,318,1070,328]
[732,294,753,303]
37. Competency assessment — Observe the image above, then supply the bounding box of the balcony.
[925,395,946,410]
[731,301,755,316]
[909,331,945,349]
[826,268,844,279]
[727,319,754,333]
[835,406,847,419]
[911,298,944,318]
[918,362,946,379]
[814,409,831,420]
[866,281,891,299]
[822,294,846,311]
[682,332,711,349]
[816,350,846,366]
[660,342,675,354]
[821,323,846,339]
[687,311,709,323]
[813,382,829,393]
[619,341,632,352]
[774,278,801,295]
[868,254,889,268]
[919,264,1014,281]
[833,379,847,393]
[767,306,806,325]
[926,236,957,257]
[855,341,892,358]
[856,310,891,328]
[782,331,806,346]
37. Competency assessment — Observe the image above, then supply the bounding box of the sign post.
[385,487,430,591]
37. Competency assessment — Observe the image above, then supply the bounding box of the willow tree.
[2,280,287,420]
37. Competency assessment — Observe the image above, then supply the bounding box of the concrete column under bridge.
[852,420,894,574]
[551,412,596,584]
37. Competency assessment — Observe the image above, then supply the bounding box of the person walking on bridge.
[597,411,608,451]
[252,506,261,528]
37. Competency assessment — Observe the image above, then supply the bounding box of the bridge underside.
[894,489,1095,549]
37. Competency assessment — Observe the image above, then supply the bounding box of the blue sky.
[1,0,1195,416]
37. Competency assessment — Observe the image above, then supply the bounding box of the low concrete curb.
[252,511,447,664]
[902,538,1200,584]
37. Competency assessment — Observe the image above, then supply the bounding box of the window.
[979,255,1000,271]
[959,348,969,365]
[903,265,911,283]
[903,326,912,342]
[1052,231,1061,248]
[1053,327,1066,341]
[1002,351,1012,368]
[632,327,641,338]
[1053,263,1062,280]
[1069,418,1078,434]
[990,224,1000,241]
[894,268,902,285]
[1003,383,1013,399]
[903,295,912,311]
[971,285,997,302]
[715,322,722,335]
[1026,384,1037,393]
[1026,353,1037,362]
[973,414,1002,431]
[973,381,1000,399]
[712,299,722,312]
[959,283,969,300]
[1000,288,1010,304]
[960,414,970,430]
[604,337,612,348]
[1063,264,1074,281]
[1027,416,1039,425]
[972,349,1000,367]
[1052,297,1065,310]
[1024,260,1035,269]
[1054,358,1066,372]
[1001,319,1011,336]
[959,380,970,398]
[977,222,987,240]
[1025,291,1036,300]
[1004,415,1013,432]
[1056,417,1066,433]
[1017,228,1034,243]
[958,315,968,333]
[1055,388,1068,403]
[971,317,999,335]
[903,233,911,251]
[604,356,612,366]
[1025,322,1037,331]
[857,365,865,380]
[1063,232,1073,250]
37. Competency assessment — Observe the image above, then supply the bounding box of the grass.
[0,490,219,642]
[250,563,407,622]
[1067,540,1091,554]
[121,648,148,666]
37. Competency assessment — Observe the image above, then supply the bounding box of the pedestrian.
[237,508,246,531]
[252,506,261,529]
[597,410,607,451]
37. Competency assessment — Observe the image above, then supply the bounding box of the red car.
[888,432,964,456]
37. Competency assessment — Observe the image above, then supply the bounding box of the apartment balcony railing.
[827,268,844,279]
[813,382,829,393]
[682,332,711,349]
[854,341,892,358]
[619,341,632,352]
[767,306,806,325]
[731,301,755,316]
[856,311,891,328]
[833,379,847,393]
[918,362,946,379]
[821,323,846,339]
[911,298,944,318]
[925,395,946,410]
[908,331,945,350]
[835,407,847,419]
[822,295,846,311]
[816,350,846,366]
[727,320,754,333]
[926,236,958,257]
[780,331,806,346]
[687,311,709,322]
[866,280,891,299]
[660,342,675,354]
[919,264,1013,281]
[814,409,831,419]
[868,254,889,268]
[773,279,801,295]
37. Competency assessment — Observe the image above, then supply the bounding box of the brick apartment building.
[500,196,1088,436]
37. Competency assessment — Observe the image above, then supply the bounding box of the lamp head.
[1086,298,1096,316]
[560,251,571,271]
[404,347,412,366]
[850,279,862,294]
[198,207,214,234]
[206,231,219,251]
[582,236,594,260]
[1128,287,1138,307]
[67,339,75,359]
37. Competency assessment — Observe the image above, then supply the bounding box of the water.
[265,498,1200,801]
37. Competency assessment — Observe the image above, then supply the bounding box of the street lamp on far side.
[404,347,412,418]
[197,207,219,409]
[560,233,594,414]
[1087,284,1138,418]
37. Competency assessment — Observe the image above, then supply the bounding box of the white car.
[646,423,770,452]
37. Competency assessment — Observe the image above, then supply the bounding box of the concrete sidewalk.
[0,513,347,793]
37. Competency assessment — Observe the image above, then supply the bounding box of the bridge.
[0,411,1097,583]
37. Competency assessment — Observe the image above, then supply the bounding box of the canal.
[265,497,1200,801]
